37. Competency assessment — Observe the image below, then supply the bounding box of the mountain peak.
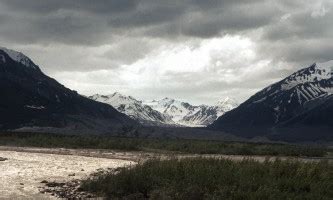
[217,97,238,107]
[158,97,176,105]
[0,47,39,70]
[111,92,125,98]
[89,92,173,125]
[210,60,333,141]
[161,97,174,101]
[315,60,333,70]
[0,48,134,132]
[280,61,333,91]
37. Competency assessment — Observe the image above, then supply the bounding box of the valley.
[1,1,332,199]
[1,47,333,142]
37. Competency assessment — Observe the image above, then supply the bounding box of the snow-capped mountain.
[0,47,135,132]
[0,47,38,69]
[180,97,238,126]
[144,97,238,127]
[89,93,174,125]
[89,93,238,127]
[210,61,333,141]
[144,98,199,123]
[216,97,239,115]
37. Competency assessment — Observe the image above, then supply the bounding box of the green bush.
[81,158,333,200]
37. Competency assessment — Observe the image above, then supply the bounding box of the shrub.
[81,158,333,199]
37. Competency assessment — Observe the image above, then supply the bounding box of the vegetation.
[1,132,331,199]
[81,158,333,200]
[0,132,329,157]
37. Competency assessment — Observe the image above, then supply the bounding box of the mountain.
[209,61,333,141]
[144,97,238,127]
[179,97,238,126]
[89,94,238,127]
[89,93,174,126]
[0,47,136,133]
[144,98,198,124]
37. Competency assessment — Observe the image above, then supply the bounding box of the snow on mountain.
[247,61,333,121]
[209,60,333,141]
[0,47,38,69]
[260,61,333,110]
[89,93,174,125]
[90,93,238,127]
[215,97,239,116]
[144,97,238,127]
[0,47,135,132]
[281,61,333,91]
[179,98,238,126]
[144,98,200,123]
[180,105,217,127]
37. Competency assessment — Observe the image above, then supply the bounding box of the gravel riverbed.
[0,150,134,199]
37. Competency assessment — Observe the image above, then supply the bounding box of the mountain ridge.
[90,93,238,127]
[0,47,136,133]
[209,61,333,141]
[89,93,174,126]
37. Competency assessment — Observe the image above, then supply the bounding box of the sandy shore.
[0,150,134,199]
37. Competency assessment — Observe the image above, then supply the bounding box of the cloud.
[0,0,139,14]
[51,36,282,104]
[0,0,332,104]
[258,0,333,65]
[0,0,281,45]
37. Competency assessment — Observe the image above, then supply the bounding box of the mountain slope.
[89,93,174,126]
[209,61,333,141]
[144,97,238,126]
[180,98,238,126]
[0,47,136,133]
[145,98,199,123]
[272,95,333,141]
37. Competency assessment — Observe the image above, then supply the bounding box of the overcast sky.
[0,0,332,105]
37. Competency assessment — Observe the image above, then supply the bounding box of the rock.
[40,179,97,199]
[68,173,76,176]
[44,189,52,193]
[58,192,66,198]
[46,182,66,187]
[40,180,48,184]
[0,157,8,161]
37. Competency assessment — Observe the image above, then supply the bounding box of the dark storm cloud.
[0,0,139,14]
[258,0,333,65]
[0,0,331,61]
[0,0,332,103]
[0,0,281,45]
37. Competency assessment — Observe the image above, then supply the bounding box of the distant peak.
[280,61,333,91]
[90,92,123,98]
[217,97,238,106]
[112,92,122,97]
[111,92,135,100]
[315,60,333,70]
[160,97,175,102]
[0,47,38,69]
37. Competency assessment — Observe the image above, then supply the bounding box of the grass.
[0,132,329,157]
[80,158,333,200]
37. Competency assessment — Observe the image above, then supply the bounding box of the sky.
[0,0,332,105]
